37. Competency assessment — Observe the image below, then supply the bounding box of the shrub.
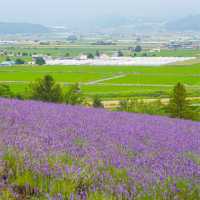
[35,57,46,65]
[0,84,13,98]
[87,53,94,59]
[6,56,11,61]
[15,58,25,65]
[92,95,104,108]
[119,98,165,115]
[95,50,100,57]
[135,45,142,52]
[65,83,84,105]
[117,50,124,57]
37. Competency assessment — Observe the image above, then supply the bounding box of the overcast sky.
[1,0,200,25]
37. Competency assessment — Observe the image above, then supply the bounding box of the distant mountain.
[79,15,165,34]
[93,15,133,29]
[166,15,200,31]
[0,22,50,34]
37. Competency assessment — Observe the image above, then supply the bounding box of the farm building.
[0,61,15,67]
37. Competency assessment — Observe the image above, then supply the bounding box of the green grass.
[0,71,107,82]
[104,74,200,85]
[0,64,200,98]
[132,49,200,57]
[81,85,170,98]
[0,44,123,58]
[3,44,200,57]
[154,49,200,57]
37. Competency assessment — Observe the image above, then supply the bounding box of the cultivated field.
[0,64,200,99]
[0,99,200,199]
[0,41,200,199]
[2,44,200,61]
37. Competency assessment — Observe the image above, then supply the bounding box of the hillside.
[72,15,165,33]
[0,22,50,34]
[166,15,200,31]
[0,99,199,199]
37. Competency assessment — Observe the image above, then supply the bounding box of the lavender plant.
[0,98,199,199]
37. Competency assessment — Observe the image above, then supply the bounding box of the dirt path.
[87,74,126,85]
[0,81,29,84]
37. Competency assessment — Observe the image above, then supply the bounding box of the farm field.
[103,74,200,85]
[2,44,200,60]
[2,1,200,200]
[0,99,200,199]
[148,49,200,57]
[0,44,129,58]
[0,64,200,98]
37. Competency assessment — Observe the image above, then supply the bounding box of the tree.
[22,52,28,56]
[117,50,124,57]
[65,83,84,105]
[87,53,94,59]
[15,58,25,65]
[30,75,63,103]
[133,53,137,57]
[92,95,104,108]
[35,57,46,65]
[168,83,196,119]
[142,52,148,57]
[95,50,100,57]
[135,45,142,52]
[65,52,70,57]
[67,35,78,42]
[6,57,11,61]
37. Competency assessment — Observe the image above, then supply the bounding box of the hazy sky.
[1,0,200,25]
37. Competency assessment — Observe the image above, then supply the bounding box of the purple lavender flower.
[0,98,199,198]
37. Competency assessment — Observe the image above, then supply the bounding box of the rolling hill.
[166,15,200,31]
[0,98,199,198]
[0,22,50,34]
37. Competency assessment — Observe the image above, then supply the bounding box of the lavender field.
[0,98,200,199]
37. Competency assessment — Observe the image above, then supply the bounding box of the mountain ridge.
[0,22,50,34]
[165,15,200,31]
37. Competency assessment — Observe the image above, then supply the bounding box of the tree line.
[0,75,103,108]
[0,75,198,120]
[119,82,199,121]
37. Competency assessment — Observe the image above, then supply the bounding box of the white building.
[0,61,15,67]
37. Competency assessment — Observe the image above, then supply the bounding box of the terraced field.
[0,64,200,98]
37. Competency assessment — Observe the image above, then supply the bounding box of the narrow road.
[87,74,126,85]
[0,81,29,84]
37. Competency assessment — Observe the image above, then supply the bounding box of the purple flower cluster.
[0,98,199,198]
